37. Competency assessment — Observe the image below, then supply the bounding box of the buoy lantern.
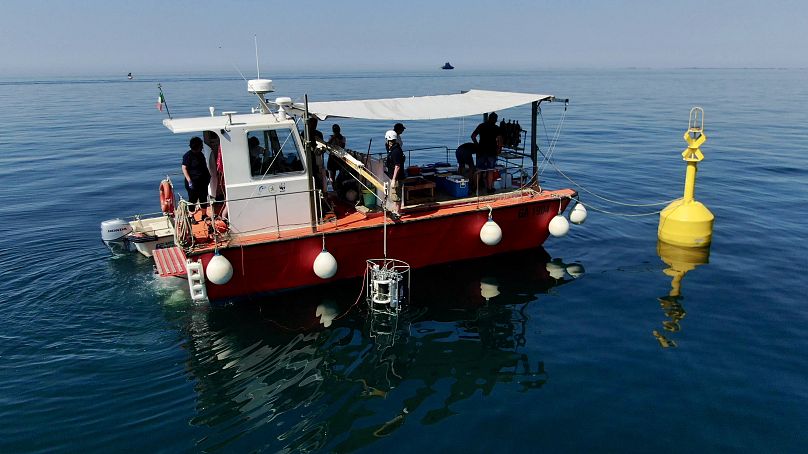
[206,253,233,285]
[570,203,588,225]
[313,249,338,279]
[480,216,502,246]
[549,215,570,237]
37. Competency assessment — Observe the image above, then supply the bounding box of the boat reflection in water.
[652,240,710,348]
[179,247,581,451]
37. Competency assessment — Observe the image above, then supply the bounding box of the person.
[204,131,221,197]
[327,124,346,149]
[326,124,347,186]
[305,116,328,190]
[384,130,405,214]
[393,122,406,148]
[471,112,503,194]
[306,116,325,144]
[204,131,226,217]
[181,136,210,210]
[455,142,477,183]
[248,136,267,175]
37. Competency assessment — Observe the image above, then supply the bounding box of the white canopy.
[301,89,554,121]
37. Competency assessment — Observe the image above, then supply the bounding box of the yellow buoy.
[658,107,715,247]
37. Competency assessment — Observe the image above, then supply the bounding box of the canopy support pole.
[531,100,538,186]
[304,95,317,233]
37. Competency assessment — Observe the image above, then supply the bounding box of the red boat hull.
[197,196,572,302]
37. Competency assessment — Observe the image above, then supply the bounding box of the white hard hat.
[385,130,398,141]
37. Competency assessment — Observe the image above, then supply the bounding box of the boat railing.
[175,187,330,250]
[403,146,451,164]
[364,146,452,167]
[172,146,539,248]
[123,211,171,222]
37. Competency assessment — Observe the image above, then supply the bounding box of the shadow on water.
[652,241,710,349]
[168,247,583,452]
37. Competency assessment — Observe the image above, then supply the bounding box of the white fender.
[549,215,570,237]
[480,218,502,246]
[313,249,338,279]
[206,253,233,285]
[570,203,588,225]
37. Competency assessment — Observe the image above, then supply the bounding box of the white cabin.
[163,110,312,236]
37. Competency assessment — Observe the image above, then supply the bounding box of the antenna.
[245,35,275,115]
[254,34,260,79]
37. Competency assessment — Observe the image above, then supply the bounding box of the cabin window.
[247,128,304,178]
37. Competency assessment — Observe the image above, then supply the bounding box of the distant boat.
[127,73,133,80]
[441,62,454,70]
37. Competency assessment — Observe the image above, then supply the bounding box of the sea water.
[1,69,807,452]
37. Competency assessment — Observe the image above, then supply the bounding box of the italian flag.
[156,92,165,111]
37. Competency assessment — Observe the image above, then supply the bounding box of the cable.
[535,106,678,211]
[575,199,667,217]
[333,266,369,322]
[549,161,679,207]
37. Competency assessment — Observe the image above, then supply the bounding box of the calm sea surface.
[1,69,807,452]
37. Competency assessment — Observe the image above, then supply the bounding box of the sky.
[0,0,806,76]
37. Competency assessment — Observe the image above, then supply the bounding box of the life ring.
[159,180,175,214]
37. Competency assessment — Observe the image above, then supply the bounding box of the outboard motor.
[101,219,133,254]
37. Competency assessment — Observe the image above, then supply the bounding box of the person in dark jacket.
[471,112,503,193]
[181,136,210,210]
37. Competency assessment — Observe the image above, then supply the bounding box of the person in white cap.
[384,130,405,214]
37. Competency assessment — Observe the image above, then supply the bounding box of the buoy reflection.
[653,240,710,348]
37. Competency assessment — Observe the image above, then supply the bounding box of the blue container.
[437,175,469,198]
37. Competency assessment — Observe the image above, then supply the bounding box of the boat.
[101,214,174,257]
[100,78,582,304]
[441,62,454,70]
[127,72,133,80]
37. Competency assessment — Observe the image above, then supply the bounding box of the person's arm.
[182,164,193,188]
[392,164,400,183]
[471,125,480,144]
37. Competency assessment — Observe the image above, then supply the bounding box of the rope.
[575,198,667,217]
[538,108,566,175]
[173,199,194,250]
[548,161,679,207]
[533,105,677,215]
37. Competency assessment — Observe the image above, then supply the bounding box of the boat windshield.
[247,127,305,178]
